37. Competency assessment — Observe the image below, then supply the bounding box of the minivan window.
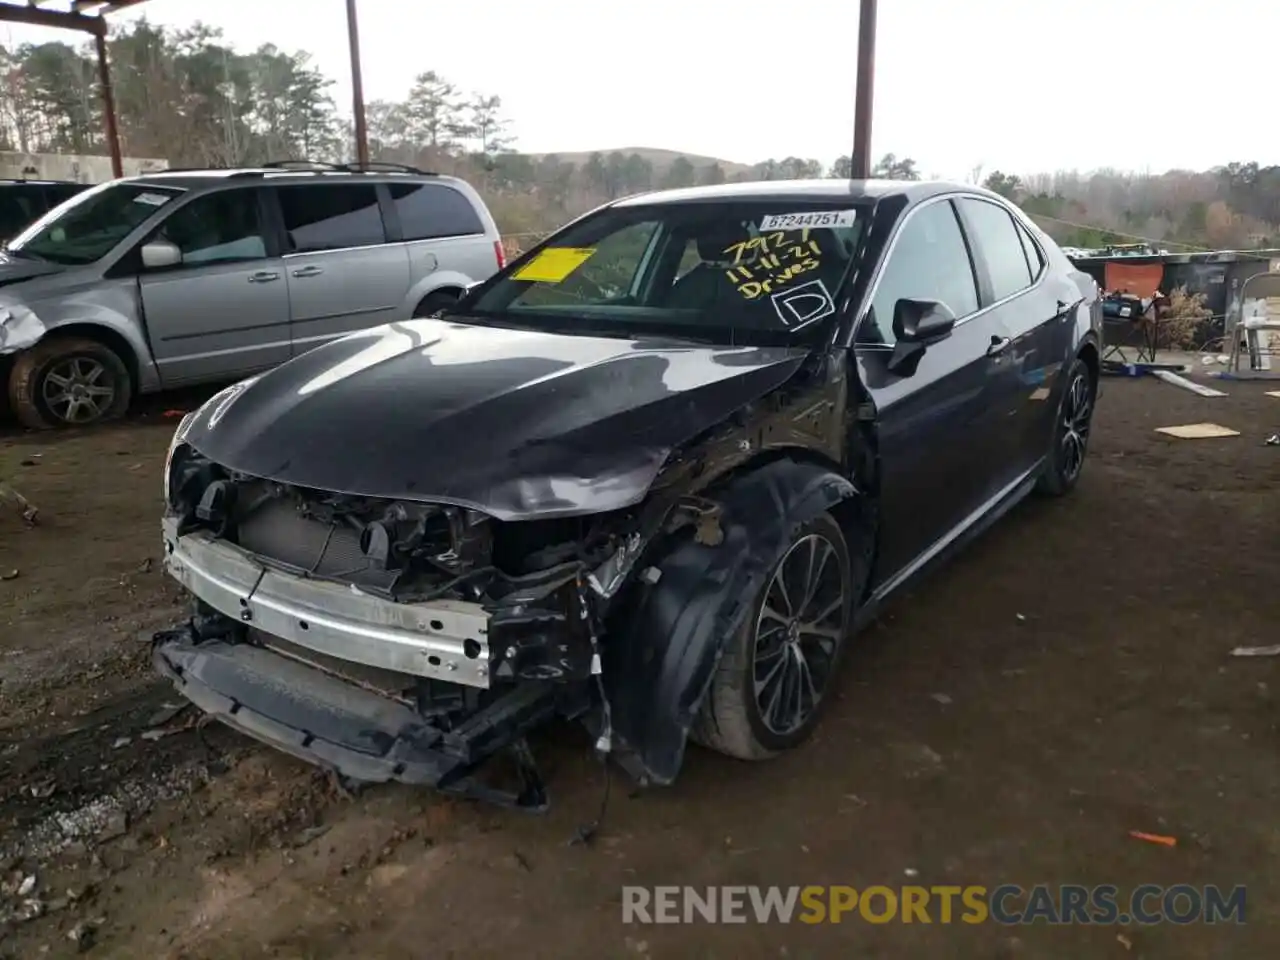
[862,199,979,345]
[0,187,42,239]
[388,183,483,241]
[7,182,182,265]
[153,189,267,265]
[958,197,1034,302]
[467,200,869,346]
[42,183,86,208]
[278,184,385,253]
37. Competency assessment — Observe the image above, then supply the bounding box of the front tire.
[1035,355,1096,497]
[693,512,856,761]
[7,336,133,430]
[412,289,461,318]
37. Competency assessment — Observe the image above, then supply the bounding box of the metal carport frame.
[0,0,878,182]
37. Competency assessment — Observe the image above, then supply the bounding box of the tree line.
[1,19,1276,250]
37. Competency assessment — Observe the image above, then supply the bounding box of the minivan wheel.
[8,336,132,430]
[693,513,855,761]
[412,289,460,318]
[1035,355,1096,497]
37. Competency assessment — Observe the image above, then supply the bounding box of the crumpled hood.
[181,317,810,519]
[0,252,64,288]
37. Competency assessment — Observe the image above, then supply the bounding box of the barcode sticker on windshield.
[758,210,857,231]
[133,192,171,207]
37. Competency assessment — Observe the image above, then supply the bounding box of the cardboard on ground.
[1155,422,1241,439]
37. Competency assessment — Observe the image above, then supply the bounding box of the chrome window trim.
[850,191,1049,345]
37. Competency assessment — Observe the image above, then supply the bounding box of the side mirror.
[893,298,956,343]
[886,298,957,377]
[141,240,182,270]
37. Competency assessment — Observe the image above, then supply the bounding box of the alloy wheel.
[1059,371,1093,482]
[41,356,116,425]
[752,533,848,736]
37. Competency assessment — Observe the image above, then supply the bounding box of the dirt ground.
[1,374,1278,959]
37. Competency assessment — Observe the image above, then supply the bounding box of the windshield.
[463,199,869,345]
[7,182,183,265]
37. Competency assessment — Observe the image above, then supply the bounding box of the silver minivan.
[0,163,505,428]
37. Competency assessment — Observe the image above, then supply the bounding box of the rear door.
[954,196,1062,488]
[384,181,497,295]
[138,186,291,385]
[273,182,412,355]
[853,197,1011,585]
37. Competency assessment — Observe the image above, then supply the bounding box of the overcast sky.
[3,0,1275,177]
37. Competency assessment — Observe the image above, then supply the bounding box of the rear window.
[278,184,386,253]
[388,183,484,241]
[467,200,867,345]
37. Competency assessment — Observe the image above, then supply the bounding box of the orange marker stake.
[1129,830,1177,847]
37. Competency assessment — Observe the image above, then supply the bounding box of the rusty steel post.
[94,28,124,179]
[346,0,370,167]
[851,0,877,180]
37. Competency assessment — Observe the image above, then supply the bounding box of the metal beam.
[0,2,107,34]
[851,0,877,180]
[346,0,370,167]
[94,30,123,178]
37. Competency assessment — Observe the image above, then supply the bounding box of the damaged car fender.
[603,456,861,785]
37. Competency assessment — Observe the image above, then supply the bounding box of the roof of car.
[613,178,982,207]
[121,168,468,191]
[0,179,84,187]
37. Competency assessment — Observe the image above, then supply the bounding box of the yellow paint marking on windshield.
[512,247,596,283]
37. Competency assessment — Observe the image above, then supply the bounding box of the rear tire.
[7,336,132,430]
[1035,355,1096,497]
[412,289,461,318]
[693,512,856,761]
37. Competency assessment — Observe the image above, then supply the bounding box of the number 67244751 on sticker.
[758,209,858,231]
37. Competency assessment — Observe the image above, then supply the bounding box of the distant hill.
[524,147,753,178]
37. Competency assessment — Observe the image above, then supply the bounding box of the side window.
[863,200,979,345]
[155,189,267,265]
[0,189,41,237]
[43,184,85,208]
[387,183,483,241]
[1015,219,1045,280]
[958,198,1033,302]
[278,184,385,253]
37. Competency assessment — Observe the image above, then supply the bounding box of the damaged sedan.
[154,179,1102,809]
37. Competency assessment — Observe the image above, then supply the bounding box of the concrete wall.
[0,151,168,183]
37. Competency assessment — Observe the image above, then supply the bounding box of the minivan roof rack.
[263,159,343,171]
[341,161,436,176]
[239,160,439,178]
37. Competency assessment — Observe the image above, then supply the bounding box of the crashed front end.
[153,421,712,809]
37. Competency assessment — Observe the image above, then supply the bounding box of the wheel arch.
[601,456,865,786]
[27,322,140,393]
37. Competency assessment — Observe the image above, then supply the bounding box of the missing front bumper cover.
[152,622,558,810]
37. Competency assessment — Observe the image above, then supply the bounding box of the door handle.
[291,265,324,278]
[986,335,1012,357]
[248,270,279,283]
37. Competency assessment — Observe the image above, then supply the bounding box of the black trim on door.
[260,186,290,256]
[375,183,403,243]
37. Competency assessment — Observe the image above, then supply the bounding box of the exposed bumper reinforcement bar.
[161,517,492,688]
[152,623,555,809]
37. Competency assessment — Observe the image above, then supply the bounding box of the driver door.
[853,197,1013,587]
[138,187,291,386]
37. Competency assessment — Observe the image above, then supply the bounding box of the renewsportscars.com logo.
[621,885,1247,925]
